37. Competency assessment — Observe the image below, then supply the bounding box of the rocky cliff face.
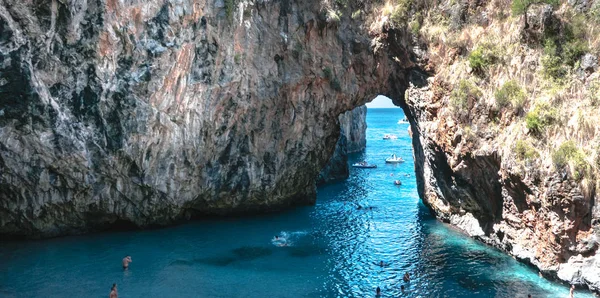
[317,105,366,185]
[0,0,409,238]
[3,0,597,293]
[396,0,600,292]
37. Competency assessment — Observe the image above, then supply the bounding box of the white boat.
[397,117,409,124]
[352,161,377,169]
[385,154,404,164]
[383,134,398,140]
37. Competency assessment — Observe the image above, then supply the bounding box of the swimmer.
[403,272,410,282]
[379,261,384,267]
[401,285,405,292]
[527,295,531,298]
[376,286,381,297]
[109,283,118,298]
[122,256,132,269]
[570,285,575,298]
[390,173,394,176]
[357,205,362,210]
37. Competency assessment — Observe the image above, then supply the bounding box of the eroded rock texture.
[405,83,600,292]
[317,105,366,185]
[0,0,408,238]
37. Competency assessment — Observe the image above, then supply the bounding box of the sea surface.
[0,108,594,298]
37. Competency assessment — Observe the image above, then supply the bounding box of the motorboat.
[352,161,377,169]
[394,180,402,185]
[383,134,398,140]
[385,154,404,164]
[397,117,409,124]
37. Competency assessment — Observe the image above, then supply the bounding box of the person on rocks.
[109,283,118,298]
[122,256,132,270]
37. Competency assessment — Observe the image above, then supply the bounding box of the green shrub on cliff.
[495,80,526,109]
[552,141,590,180]
[331,77,342,91]
[511,0,560,15]
[525,103,558,135]
[541,14,589,81]
[391,0,412,24]
[469,43,500,74]
[409,18,421,35]
[451,80,482,110]
[323,67,333,80]
[225,0,237,19]
[515,140,538,161]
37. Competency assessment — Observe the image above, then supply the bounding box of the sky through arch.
[365,95,398,108]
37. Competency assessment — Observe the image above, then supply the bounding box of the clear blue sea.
[0,108,594,298]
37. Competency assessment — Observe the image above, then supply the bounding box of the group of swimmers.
[108,256,132,297]
[375,266,411,296]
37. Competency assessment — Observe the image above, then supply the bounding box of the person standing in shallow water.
[109,283,118,298]
[403,272,410,282]
[570,285,575,298]
[122,256,132,269]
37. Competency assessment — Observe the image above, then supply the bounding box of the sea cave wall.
[0,0,408,238]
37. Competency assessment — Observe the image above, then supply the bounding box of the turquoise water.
[0,108,594,298]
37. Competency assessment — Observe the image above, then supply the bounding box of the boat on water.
[352,161,377,169]
[383,134,398,140]
[394,180,402,185]
[385,154,404,164]
[397,117,409,124]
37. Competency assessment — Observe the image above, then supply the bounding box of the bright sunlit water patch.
[0,108,594,297]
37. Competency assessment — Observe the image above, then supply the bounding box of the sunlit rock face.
[0,0,407,238]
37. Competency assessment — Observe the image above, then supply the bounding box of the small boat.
[383,134,398,140]
[397,117,409,124]
[352,162,377,169]
[394,180,402,185]
[385,154,404,164]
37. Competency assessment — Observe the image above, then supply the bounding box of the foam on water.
[0,108,594,297]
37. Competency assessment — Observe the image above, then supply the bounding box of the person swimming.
[376,286,381,297]
[379,261,384,267]
[122,256,132,270]
[109,283,118,298]
[401,285,405,292]
[403,272,410,282]
[272,235,288,247]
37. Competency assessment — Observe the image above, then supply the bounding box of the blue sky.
[365,95,398,108]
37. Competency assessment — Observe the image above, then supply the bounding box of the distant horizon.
[365,95,398,109]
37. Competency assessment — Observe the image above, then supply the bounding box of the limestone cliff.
[395,0,600,292]
[3,0,598,293]
[317,105,366,185]
[0,0,408,238]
